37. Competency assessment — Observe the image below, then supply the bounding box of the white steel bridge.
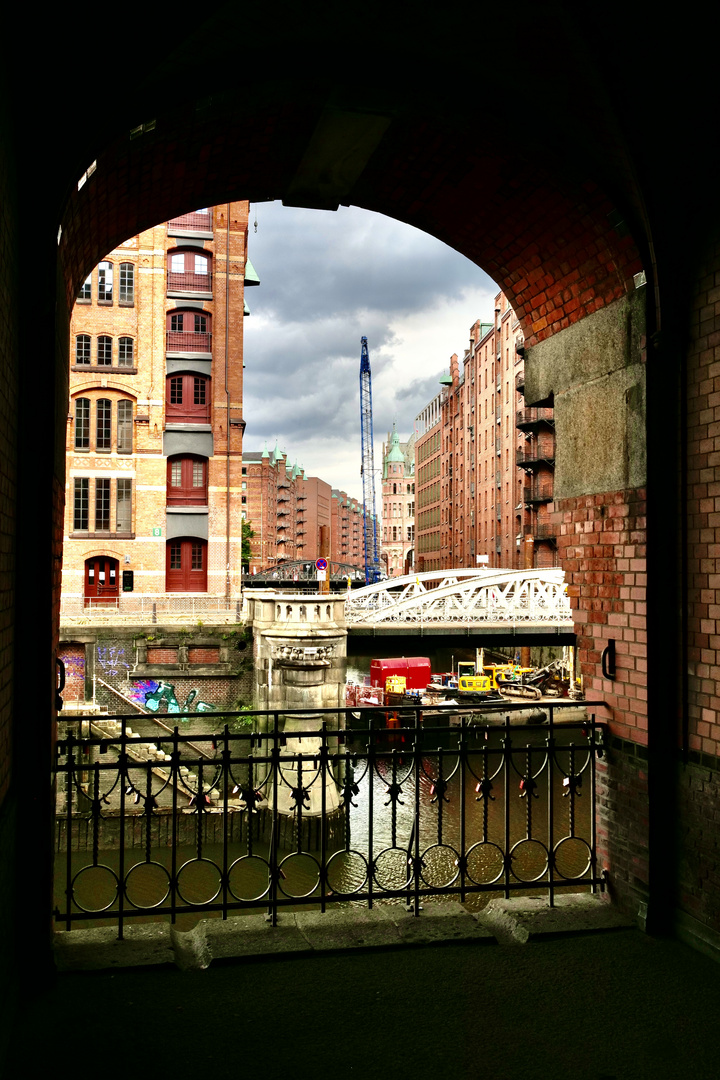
[345,568,574,638]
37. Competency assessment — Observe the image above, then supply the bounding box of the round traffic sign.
[316,558,328,571]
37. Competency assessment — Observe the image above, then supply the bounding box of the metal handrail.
[54,702,605,935]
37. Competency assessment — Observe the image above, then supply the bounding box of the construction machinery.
[359,336,382,584]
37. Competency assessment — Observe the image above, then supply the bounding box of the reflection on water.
[56,725,595,930]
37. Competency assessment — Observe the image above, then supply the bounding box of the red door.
[166,374,210,423]
[166,539,207,592]
[167,456,208,505]
[84,557,119,603]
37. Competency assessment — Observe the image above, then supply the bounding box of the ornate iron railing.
[55,703,605,935]
[345,568,572,626]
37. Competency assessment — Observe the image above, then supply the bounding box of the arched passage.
[4,0,719,1021]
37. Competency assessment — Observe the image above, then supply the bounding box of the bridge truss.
[344,568,573,628]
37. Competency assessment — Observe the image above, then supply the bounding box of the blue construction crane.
[359,336,382,585]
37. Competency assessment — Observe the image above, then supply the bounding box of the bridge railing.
[345,570,573,625]
[55,702,606,934]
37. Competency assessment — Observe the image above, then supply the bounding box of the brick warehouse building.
[61,204,257,613]
[330,489,366,570]
[415,291,555,571]
[5,1,720,1057]
[241,447,365,573]
[58,204,258,710]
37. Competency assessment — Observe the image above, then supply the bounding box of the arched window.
[167,250,212,293]
[75,398,89,449]
[117,400,133,453]
[75,335,91,365]
[78,274,91,301]
[167,456,208,505]
[72,395,132,452]
[166,538,207,592]
[166,373,210,423]
[166,310,212,353]
[97,336,112,366]
[98,261,113,302]
[96,399,111,450]
[119,263,134,304]
[118,337,134,368]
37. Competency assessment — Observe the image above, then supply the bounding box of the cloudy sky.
[242,202,498,502]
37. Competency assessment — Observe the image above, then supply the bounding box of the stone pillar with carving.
[247,592,347,817]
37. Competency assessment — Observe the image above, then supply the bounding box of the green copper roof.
[244,258,260,287]
[439,374,453,385]
[385,424,405,463]
[262,440,270,459]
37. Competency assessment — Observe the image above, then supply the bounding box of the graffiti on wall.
[97,644,131,679]
[128,678,215,719]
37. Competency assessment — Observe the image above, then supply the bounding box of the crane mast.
[359,336,381,584]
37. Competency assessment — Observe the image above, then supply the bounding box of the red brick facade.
[554,489,648,743]
[414,291,555,570]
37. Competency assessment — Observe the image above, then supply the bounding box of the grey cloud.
[241,201,495,492]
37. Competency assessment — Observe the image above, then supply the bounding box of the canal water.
[55,716,594,930]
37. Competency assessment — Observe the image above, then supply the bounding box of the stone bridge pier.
[246,592,347,817]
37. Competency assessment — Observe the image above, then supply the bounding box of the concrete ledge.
[477,893,634,944]
[54,924,175,971]
[293,907,402,951]
[53,895,630,972]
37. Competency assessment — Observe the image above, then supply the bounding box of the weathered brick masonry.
[554,489,648,743]
[680,238,720,939]
[549,487,649,910]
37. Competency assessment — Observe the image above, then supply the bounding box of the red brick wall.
[188,646,220,663]
[58,644,86,701]
[146,647,178,664]
[553,486,649,915]
[554,488,648,743]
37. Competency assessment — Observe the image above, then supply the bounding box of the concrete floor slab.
[24,928,720,1080]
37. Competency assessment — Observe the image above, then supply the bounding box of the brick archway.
[6,1,720,1015]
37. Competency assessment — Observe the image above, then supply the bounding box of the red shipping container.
[369,657,431,692]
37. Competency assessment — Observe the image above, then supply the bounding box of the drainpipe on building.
[520,535,534,668]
